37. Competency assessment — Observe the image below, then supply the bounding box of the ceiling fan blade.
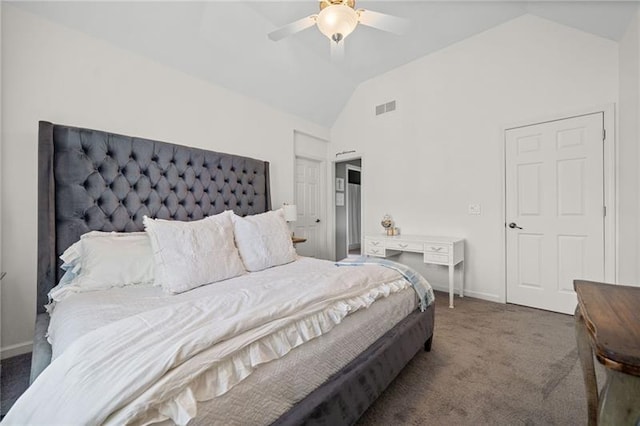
[268,15,317,41]
[331,40,344,62]
[357,9,409,35]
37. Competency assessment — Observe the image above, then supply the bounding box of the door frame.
[345,164,362,256]
[294,154,328,259]
[500,103,616,304]
[330,152,365,261]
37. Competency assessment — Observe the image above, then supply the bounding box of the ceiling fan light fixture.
[316,4,358,43]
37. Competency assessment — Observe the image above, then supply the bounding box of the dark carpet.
[358,291,604,425]
[1,352,31,418]
[0,291,602,423]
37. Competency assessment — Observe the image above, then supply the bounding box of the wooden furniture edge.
[574,280,640,377]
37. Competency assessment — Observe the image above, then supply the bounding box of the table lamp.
[282,204,297,222]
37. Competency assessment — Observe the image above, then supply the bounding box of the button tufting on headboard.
[37,121,271,314]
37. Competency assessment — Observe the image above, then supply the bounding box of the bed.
[12,121,435,425]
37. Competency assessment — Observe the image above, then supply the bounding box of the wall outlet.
[468,204,481,215]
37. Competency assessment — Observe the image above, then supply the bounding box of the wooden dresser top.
[574,280,640,376]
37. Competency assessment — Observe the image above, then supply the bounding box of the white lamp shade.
[282,204,298,222]
[316,4,359,42]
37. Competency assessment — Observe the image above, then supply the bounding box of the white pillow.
[232,209,296,272]
[49,231,154,303]
[59,230,129,274]
[143,211,245,294]
[73,232,155,290]
[60,241,82,273]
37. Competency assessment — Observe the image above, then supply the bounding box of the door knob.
[315,219,321,223]
[508,222,523,230]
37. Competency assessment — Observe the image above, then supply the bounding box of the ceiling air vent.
[375,100,396,116]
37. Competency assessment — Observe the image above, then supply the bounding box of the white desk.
[364,234,465,308]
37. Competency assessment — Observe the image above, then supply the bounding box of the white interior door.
[294,157,324,258]
[505,113,605,314]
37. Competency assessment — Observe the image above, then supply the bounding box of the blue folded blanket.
[336,256,434,311]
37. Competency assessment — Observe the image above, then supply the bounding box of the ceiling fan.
[267,0,409,60]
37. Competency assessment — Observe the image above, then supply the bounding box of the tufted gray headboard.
[37,121,271,313]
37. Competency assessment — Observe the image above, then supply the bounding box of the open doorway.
[346,165,361,256]
[335,158,361,260]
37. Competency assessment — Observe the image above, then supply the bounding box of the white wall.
[618,7,640,285]
[330,15,619,300]
[0,1,4,356]
[0,5,328,356]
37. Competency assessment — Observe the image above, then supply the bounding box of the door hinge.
[603,206,607,217]
[603,129,606,141]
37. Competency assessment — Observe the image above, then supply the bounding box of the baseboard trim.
[430,285,502,304]
[1,341,32,359]
[463,289,502,303]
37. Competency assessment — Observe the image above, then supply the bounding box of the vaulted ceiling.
[11,1,636,127]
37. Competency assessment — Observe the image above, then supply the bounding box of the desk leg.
[599,369,640,425]
[459,260,464,298]
[575,307,598,426]
[449,264,454,309]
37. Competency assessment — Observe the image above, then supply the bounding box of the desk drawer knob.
[399,243,408,248]
[431,247,442,251]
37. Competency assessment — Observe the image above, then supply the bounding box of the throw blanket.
[4,265,414,426]
[336,257,435,311]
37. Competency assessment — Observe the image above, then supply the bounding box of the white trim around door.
[345,164,362,256]
[330,152,365,261]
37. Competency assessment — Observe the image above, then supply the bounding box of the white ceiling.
[11,1,637,127]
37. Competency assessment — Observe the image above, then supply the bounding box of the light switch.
[468,204,481,215]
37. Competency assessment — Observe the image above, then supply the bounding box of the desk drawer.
[365,238,384,248]
[424,253,450,264]
[386,240,423,252]
[366,247,386,257]
[424,243,450,254]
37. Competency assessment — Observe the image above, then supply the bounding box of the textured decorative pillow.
[143,211,246,294]
[232,209,296,272]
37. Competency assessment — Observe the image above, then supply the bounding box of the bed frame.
[33,121,434,424]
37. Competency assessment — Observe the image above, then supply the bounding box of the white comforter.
[4,260,410,425]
